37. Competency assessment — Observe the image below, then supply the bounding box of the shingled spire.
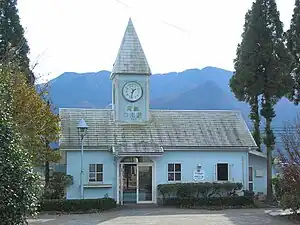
[111,18,151,77]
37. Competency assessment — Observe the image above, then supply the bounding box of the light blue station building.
[59,18,267,204]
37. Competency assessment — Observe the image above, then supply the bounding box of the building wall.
[66,149,266,200]
[155,150,249,189]
[66,150,117,199]
[249,154,267,194]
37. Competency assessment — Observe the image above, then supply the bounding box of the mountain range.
[47,66,300,134]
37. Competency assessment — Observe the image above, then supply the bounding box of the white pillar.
[116,159,120,204]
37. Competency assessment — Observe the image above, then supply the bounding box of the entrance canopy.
[112,141,164,157]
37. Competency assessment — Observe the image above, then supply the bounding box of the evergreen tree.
[286,0,300,104]
[0,0,35,84]
[0,67,41,224]
[231,0,293,200]
[230,10,262,151]
[255,0,293,201]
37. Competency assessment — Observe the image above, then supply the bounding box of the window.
[168,163,181,181]
[217,163,228,181]
[89,164,103,182]
[249,167,253,191]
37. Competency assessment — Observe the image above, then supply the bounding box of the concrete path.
[28,207,296,225]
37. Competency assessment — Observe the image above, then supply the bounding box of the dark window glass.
[168,164,174,172]
[175,164,181,172]
[168,173,174,181]
[249,167,253,182]
[175,173,181,181]
[97,164,103,173]
[168,163,181,181]
[249,183,253,192]
[89,164,95,172]
[89,164,103,182]
[217,163,228,181]
[96,173,103,182]
[89,172,96,182]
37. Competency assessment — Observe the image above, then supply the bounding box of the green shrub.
[281,193,300,213]
[243,190,255,197]
[157,182,243,200]
[0,70,43,224]
[272,176,284,202]
[39,197,116,212]
[273,173,300,212]
[43,172,73,199]
[157,182,252,208]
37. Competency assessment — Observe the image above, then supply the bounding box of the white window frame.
[216,163,229,181]
[248,166,254,191]
[89,163,103,182]
[167,163,182,182]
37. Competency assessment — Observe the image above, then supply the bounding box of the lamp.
[77,119,88,199]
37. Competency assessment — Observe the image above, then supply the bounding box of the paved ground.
[28,206,297,225]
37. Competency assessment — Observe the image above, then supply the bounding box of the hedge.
[39,197,116,212]
[272,176,300,212]
[157,182,254,208]
[157,182,243,199]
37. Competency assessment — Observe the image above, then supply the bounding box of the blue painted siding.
[249,154,267,194]
[66,150,267,200]
[155,151,248,188]
[66,151,117,199]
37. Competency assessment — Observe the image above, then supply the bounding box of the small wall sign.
[193,169,205,181]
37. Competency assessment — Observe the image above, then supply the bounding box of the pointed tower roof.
[111,18,151,77]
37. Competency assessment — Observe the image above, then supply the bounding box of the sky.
[18,0,296,82]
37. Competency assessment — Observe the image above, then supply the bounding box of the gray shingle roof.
[114,141,164,156]
[59,109,257,151]
[111,18,151,75]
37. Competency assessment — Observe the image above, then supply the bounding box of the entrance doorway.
[119,157,154,204]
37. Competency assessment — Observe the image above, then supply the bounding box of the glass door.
[137,164,153,203]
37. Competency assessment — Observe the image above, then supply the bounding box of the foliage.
[0,67,42,224]
[230,0,293,201]
[39,198,117,212]
[43,172,73,199]
[157,182,253,208]
[272,176,284,201]
[272,167,300,213]
[0,0,35,84]
[230,10,262,151]
[273,116,300,214]
[11,74,61,165]
[157,182,243,200]
[286,0,300,104]
[243,190,255,198]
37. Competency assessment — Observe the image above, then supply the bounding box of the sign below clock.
[193,169,205,181]
[124,105,142,121]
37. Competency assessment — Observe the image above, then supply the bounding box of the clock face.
[122,81,143,102]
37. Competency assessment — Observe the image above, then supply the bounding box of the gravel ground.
[28,207,297,225]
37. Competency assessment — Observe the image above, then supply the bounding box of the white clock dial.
[122,81,143,102]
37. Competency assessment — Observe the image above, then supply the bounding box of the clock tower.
[110,18,151,123]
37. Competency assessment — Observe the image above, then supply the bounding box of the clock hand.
[130,89,136,98]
